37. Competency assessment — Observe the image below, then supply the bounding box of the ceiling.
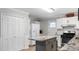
[16,8,78,20]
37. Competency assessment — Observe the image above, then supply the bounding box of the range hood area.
[61,24,76,28]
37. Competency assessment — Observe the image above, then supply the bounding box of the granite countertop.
[30,35,56,41]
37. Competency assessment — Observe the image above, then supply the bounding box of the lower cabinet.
[36,38,57,51]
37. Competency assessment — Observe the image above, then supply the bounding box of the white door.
[1,14,28,51]
[32,23,40,39]
[31,23,40,45]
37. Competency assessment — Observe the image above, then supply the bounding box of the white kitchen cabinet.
[56,18,67,29]
[57,16,78,29]
[0,9,30,51]
[67,17,77,25]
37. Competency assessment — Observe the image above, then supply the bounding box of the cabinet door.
[57,18,67,28]
[57,17,78,29]
[61,18,67,25]
[56,18,62,28]
[67,17,75,24]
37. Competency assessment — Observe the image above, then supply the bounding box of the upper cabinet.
[67,16,78,25]
[56,16,79,29]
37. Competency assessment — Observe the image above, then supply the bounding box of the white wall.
[48,20,57,36]
[40,19,56,36]
[40,20,48,35]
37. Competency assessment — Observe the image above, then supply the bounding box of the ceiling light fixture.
[42,8,55,13]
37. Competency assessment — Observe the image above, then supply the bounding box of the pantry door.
[31,23,40,39]
[1,14,27,51]
[31,23,40,45]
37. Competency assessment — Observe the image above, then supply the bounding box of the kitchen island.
[30,36,57,51]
